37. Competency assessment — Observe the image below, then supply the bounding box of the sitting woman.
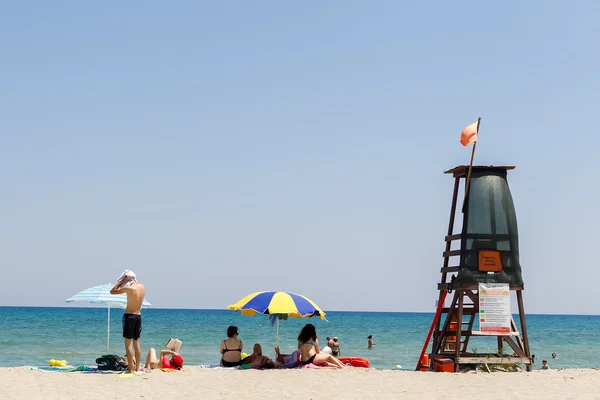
[144,348,184,370]
[220,325,244,367]
[297,324,347,369]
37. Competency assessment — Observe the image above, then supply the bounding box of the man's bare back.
[110,278,146,313]
[122,283,146,314]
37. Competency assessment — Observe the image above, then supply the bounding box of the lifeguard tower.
[420,165,532,372]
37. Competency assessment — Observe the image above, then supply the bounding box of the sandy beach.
[3,367,600,400]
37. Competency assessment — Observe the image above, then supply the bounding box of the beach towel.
[116,270,137,287]
[199,364,240,369]
[302,363,337,369]
[278,351,300,369]
[83,369,123,374]
[33,365,91,373]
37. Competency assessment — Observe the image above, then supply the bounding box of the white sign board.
[478,283,511,335]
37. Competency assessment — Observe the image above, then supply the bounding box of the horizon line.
[0,305,598,317]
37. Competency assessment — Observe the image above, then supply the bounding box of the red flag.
[460,121,479,147]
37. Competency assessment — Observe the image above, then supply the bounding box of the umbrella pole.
[276,318,280,347]
[107,307,110,353]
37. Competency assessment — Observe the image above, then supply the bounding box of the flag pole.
[107,306,111,353]
[462,117,481,212]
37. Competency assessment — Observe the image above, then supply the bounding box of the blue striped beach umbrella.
[66,283,151,352]
[228,291,326,345]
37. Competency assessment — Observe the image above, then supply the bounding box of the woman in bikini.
[297,324,347,369]
[220,325,244,367]
[368,335,376,349]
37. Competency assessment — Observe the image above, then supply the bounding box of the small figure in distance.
[297,324,347,368]
[531,354,536,364]
[552,352,557,359]
[110,270,146,373]
[331,337,341,357]
[541,360,550,370]
[321,336,333,355]
[368,335,376,349]
[220,326,244,367]
[326,336,334,348]
[144,348,183,370]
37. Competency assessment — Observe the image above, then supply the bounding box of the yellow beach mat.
[118,371,147,378]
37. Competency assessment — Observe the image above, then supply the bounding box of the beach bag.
[96,354,128,371]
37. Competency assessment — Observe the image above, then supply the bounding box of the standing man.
[110,270,146,373]
[326,336,334,348]
[331,337,341,357]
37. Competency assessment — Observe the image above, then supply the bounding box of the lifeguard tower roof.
[444,165,515,178]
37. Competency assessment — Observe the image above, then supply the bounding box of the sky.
[1,1,599,314]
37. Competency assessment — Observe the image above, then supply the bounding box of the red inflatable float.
[338,357,370,368]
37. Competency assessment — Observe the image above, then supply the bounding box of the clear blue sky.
[2,1,599,314]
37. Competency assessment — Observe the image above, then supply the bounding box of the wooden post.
[416,290,448,371]
[441,177,461,284]
[432,291,459,355]
[435,176,461,342]
[516,290,532,371]
[462,117,481,212]
[454,291,464,371]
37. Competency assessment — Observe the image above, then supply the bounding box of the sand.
[3,366,600,400]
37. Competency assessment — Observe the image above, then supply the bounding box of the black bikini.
[300,341,318,365]
[302,354,316,365]
[221,341,243,367]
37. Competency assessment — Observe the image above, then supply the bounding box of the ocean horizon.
[1,306,597,370]
[8,304,600,316]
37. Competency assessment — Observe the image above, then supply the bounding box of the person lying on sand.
[274,346,301,368]
[144,348,183,370]
[243,344,275,369]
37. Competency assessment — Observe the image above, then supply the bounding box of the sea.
[1,307,598,370]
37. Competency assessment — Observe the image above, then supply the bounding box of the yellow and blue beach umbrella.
[228,291,326,345]
[228,291,326,319]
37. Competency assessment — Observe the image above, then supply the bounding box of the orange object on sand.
[433,357,455,372]
[338,357,370,368]
[418,353,430,371]
[447,315,458,350]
